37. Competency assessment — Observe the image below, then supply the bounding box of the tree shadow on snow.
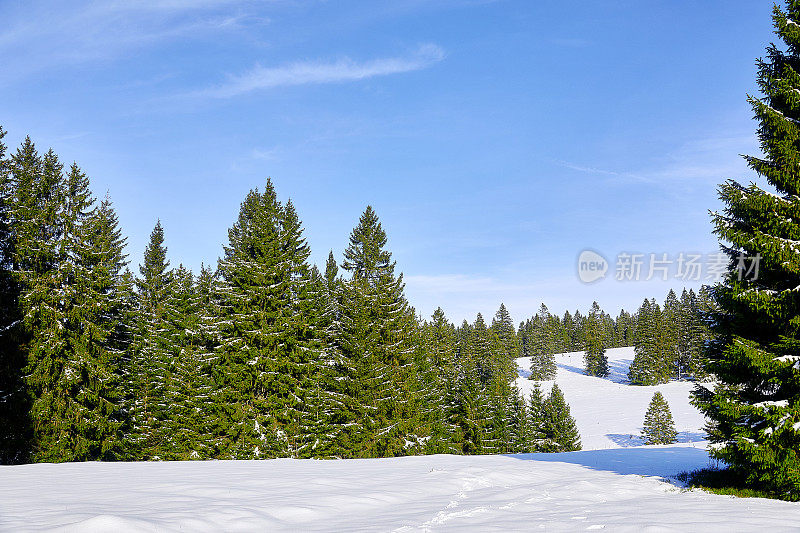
[606,358,632,384]
[507,446,712,479]
[557,360,633,384]
[517,367,531,379]
[557,362,586,376]
[605,432,706,448]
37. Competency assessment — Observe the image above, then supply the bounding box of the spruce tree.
[127,220,177,459]
[13,146,70,462]
[452,319,483,454]
[164,264,219,459]
[14,153,128,462]
[490,303,519,382]
[416,307,460,454]
[529,303,557,380]
[616,310,635,347]
[0,127,30,463]
[629,299,671,385]
[214,184,322,459]
[468,313,512,454]
[527,383,547,452]
[540,383,581,452]
[642,391,677,445]
[662,289,681,378]
[692,0,800,497]
[507,386,529,453]
[584,302,608,377]
[311,251,354,458]
[57,191,130,461]
[332,206,418,457]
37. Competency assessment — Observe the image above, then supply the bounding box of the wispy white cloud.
[251,147,281,161]
[555,133,759,186]
[193,44,446,98]
[0,0,260,83]
[554,159,651,183]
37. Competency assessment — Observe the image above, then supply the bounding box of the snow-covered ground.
[2,348,800,532]
[515,347,708,450]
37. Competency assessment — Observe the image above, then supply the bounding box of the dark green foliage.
[214,184,321,460]
[10,144,128,462]
[126,221,177,459]
[526,383,547,451]
[539,384,581,452]
[0,127,30,463]
[526,304,558,380]
[692,0,800,498]
[416,307,460,454]
[629,299,671,385]
[322,206,419,458]
[676,467,799,501]
[3,127,625,463]
[507,387,530,453]
[491,303,520,379]
[584,302,608,377]
[642,392,677,445]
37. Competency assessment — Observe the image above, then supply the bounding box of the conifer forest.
[0,128,712,464]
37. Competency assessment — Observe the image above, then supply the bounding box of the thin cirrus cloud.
[194,44,446,99]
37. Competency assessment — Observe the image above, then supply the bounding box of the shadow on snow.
[506,446,712,478]
[605,432,707,448]
[555,359,633,385]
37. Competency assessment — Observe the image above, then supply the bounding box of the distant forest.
[0,128,710,464]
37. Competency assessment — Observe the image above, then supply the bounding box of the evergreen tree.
[526,383,547,452]
[127,220,177,459]
[451,319,482,454]
[615,309,635,347]
[12,146,69,462]
[214,184,322,459]
[0,127,30,463]
[491,303,519,380]
[642,391,677,445]
[310,251,354,458]
[629,299,671,385]
[507,386,529,453]
[333,205,417,457]
[416,307,460,454]
[540,384,581,452]
[662,289,681,377]
[490,303,519,383]
[584,302,608,377]
[164,264,219,459]
[529,304,558,380]
[15,154,128,462]
[692,0,800,496]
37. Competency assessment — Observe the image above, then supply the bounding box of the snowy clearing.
[2,347,800,532]
[515,347,708,450]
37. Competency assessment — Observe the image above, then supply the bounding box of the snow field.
[2,347,800,531]
[515,347,708,450]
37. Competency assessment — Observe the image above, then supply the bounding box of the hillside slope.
[515,347,707,450]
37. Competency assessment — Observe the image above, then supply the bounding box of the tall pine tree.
[214,183,322,459]
[334,206,418,457]
[692,0,800,497]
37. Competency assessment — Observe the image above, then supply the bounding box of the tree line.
[0,130,583,464]
[522,290,712,384]
[0,128,713,464]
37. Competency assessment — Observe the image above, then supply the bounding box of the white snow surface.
[2,347,800,532]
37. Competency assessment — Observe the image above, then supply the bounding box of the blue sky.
[0,0,772,323]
